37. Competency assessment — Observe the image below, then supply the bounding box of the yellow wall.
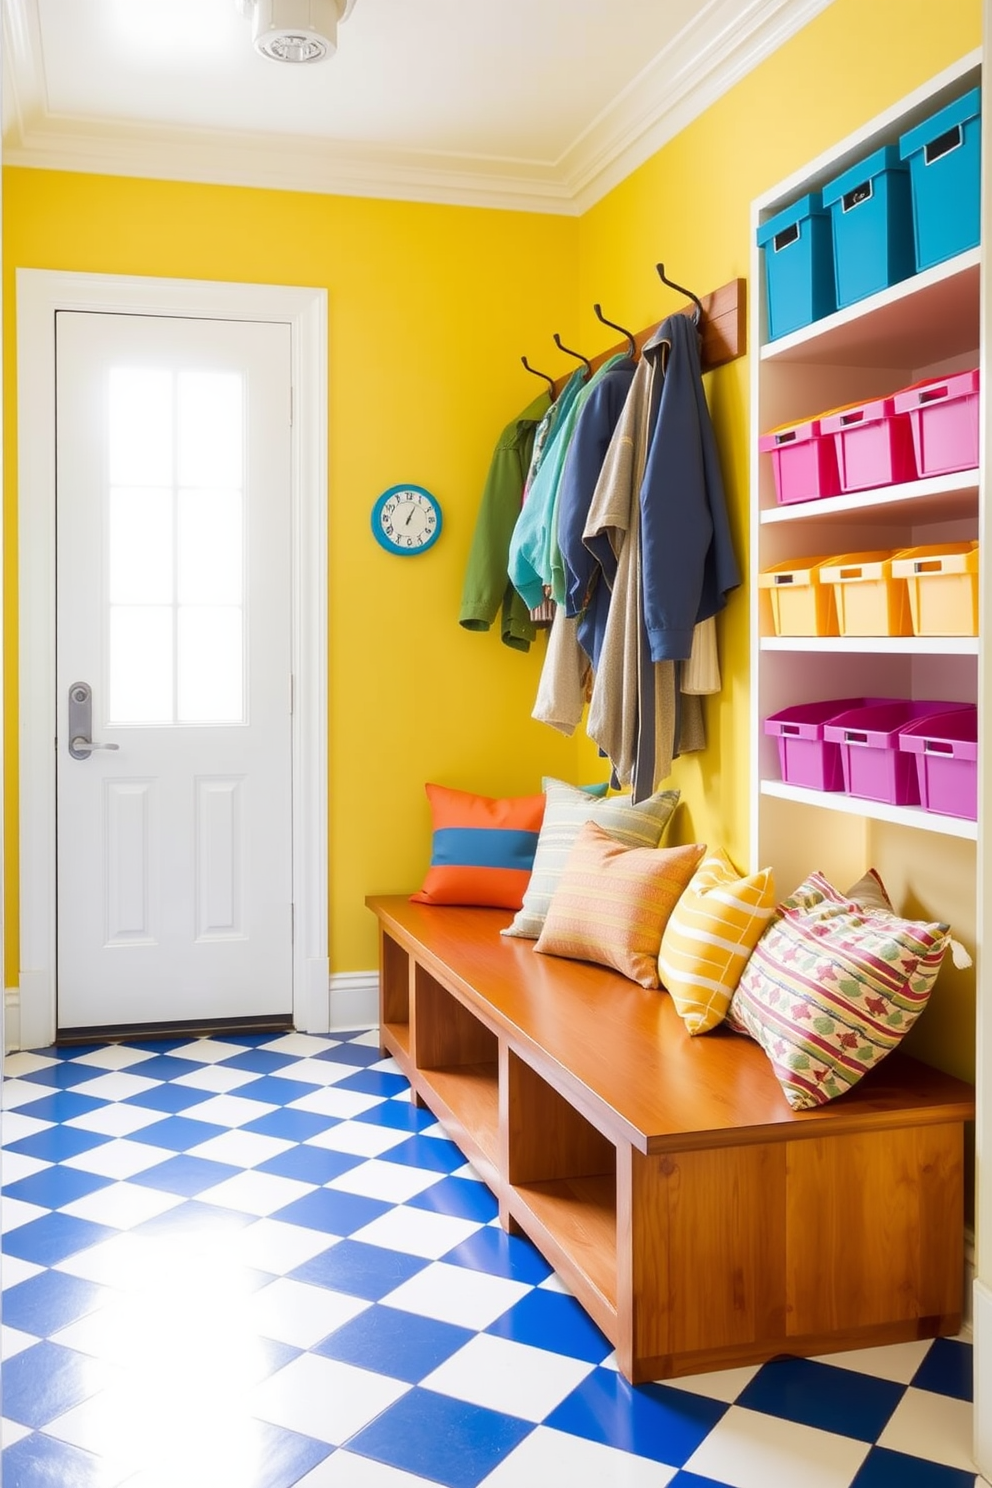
[2,0,982,1023]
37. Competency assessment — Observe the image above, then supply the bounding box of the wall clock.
[371,484,442,555]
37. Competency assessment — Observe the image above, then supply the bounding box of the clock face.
[372,485,442,555]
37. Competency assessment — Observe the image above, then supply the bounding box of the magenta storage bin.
[892,369,980,478]
[898,706,978,820]
[758,417,841,505]
[764,697,888,791]
[822,699,964,805]
[819,395,917,492]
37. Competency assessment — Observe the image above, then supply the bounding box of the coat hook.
[552,332,592,375]
[656,263,705,324]
[520,355,556,398]
[592,303,636,359]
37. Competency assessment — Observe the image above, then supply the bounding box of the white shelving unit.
[749,52,982,944]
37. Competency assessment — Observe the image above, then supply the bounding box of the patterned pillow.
[658,848,776,1034]
[410,783,545,910]
[534,822,705,989]
[727,870,951,1110]
[502,778,680,940]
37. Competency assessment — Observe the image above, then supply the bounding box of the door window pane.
[178,371,243,489]
[108,369,173,487]
[178,489,243,606]
[110,488,173,605]
[109,608,173,723]
[178,607,244,723]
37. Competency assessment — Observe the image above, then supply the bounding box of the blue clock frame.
[371,484,443,556]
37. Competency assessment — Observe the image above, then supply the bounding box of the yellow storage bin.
[818,550,909,637]
[757,556,839,637]
[890,542,980,636]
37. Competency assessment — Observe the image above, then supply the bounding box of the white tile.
[173,1093,275,1128]
[233,1217,338,1275]
[350,1030,382,1047]
[260,1032,343,1057]
[69,1071,162,1102]
[247,1275,369,1348]
[173,1064,261,1093]
[479,1425,676,1487]
[371,1056,400,1073]
[419,1122,449,1140]
[65,1103,168,1137]
[168,1038,248,1064]
[683,1405,870,1488]
[67,1046,156,1071]
[877,1385,977,1472]
[0,1111,54,1143]
[352,1206,483,1262]
[450,1161,485,1183]
[186,1129,293,1168]
[296,1451,440,1487]
[1,1078,59,1109]
[423,1332,593,1422]
[382,1260,531,1331]
[811,1339,933,1386]
[54,1232,153,1287]
[327,1159,440,1204]
[2,1325,41,1360]
[1,1256,44,1289]
[61,1180,185,1229]
[0,1151,52,1184]
[1,1197,48,1233]
[252,1351,408,1445]
[0,1417,33,1448]
[537,1271,572,1294]
[195,1168,315,1216]
[62,1138,168,1180]
[3,1052,59,1077]
[279,1058,362,1087]
[660,1363,759,1403]
[296,1087,387,1119]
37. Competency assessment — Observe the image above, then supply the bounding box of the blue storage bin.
[899,87,981,271]
[821,145,915,308]
[756,192,836,339]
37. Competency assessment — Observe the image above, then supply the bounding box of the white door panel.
[56,311,293,1031]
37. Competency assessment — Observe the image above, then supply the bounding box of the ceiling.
[2,0,832,213]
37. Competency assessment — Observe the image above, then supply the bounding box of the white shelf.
[760,635,979,656]
[760,470,979,527]
[759,780,977,840]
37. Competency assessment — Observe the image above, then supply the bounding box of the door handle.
[68,682,119,760]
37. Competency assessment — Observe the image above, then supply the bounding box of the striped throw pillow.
[534,822,705,989]
[727,871,951,1110]
[502,778,680,940]
[658,849,776,1034]
[410,783,545,910]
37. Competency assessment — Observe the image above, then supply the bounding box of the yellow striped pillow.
[658,848,776,1034]
[534,822,705,989]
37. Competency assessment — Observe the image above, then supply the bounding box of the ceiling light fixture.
[236,0,358,64]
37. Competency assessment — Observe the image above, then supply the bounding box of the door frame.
[16,269,329,1048]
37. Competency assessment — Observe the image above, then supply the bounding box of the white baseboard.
[328,970,378,1032]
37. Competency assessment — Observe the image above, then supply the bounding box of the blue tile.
[231,1075,328,1106]
[290,1239,429,1300]
[212,1031,283,1047]
[115,1053,206,1082]
[5,1125,113,1162]
[12,1091,107,1125]
[330,1028,377,1041]
[137,1154,245,1197]
[134,1114,228,1152]
[911,1336,973,1402]
[253,1336,304,1381]
[441,1225,553,1285]
[407,1176,499,1222]
[1,1340,106,1428]
[2,1213,118,1267]
[315,1304,473,1383]
[545,1369,726,1466]
[218,1048,300,1075]
[347,1386,532,1488]
[25,1043,106,1061]
[334,1069,409,1098]
[271,1188,391,1237]
[16,1062,110,1091]
[737,1357,902,1442]
[0,1430,111,1487]
[241,1419,332,1488]
[121,1036,195,1053]
[4,1165,114,1210]
[382,1134,467,1174]
[130,1199,257,1240]
[486,1287,613,1364]
[851,1446,978,1488]
[123,1081,217,1114]
[255,1145,364,1184]
[313,1042,385,1068]
[353,1099,437,1133]
[241,1107,341,1142]
[669,1474,736,1488]
[3,1270,111,1339]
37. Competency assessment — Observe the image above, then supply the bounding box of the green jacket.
[459,390,550,650]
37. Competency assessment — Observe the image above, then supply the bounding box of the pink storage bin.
[822,699,964,806]
[758,417,841,505]
[819,395,917,492]
[763,697,889,791]
[898,706,978,820]
[892,369,980,478]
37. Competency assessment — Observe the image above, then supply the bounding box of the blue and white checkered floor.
[0,1028,981,1488]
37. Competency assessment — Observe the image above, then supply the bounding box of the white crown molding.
[3,0,833,212]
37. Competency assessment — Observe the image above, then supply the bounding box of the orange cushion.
[410,783,546,910]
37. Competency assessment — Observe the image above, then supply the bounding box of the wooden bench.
[367,894,976,1383]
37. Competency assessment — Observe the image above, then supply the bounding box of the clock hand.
[405,509,415,526]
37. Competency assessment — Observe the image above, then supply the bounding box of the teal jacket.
[459,390,550,650]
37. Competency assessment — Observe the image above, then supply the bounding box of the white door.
[55,311,294,1034]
